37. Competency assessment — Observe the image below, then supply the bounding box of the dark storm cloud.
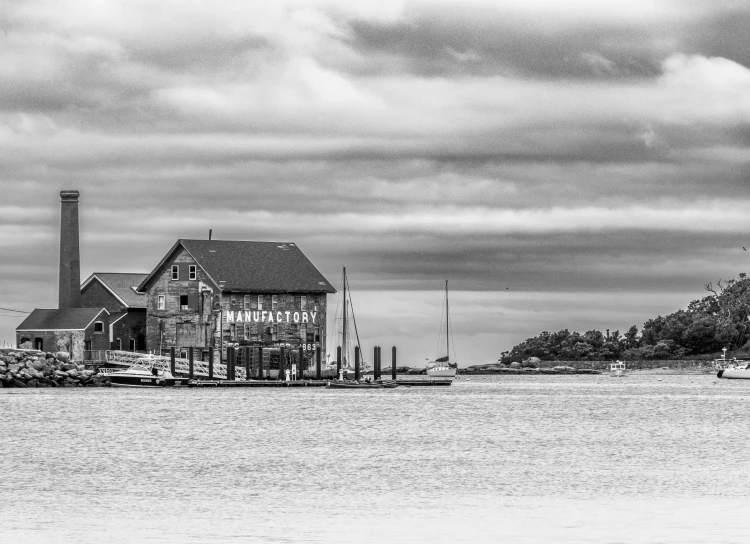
[341,9,664,79]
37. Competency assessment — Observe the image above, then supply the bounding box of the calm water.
[2,374,750,543]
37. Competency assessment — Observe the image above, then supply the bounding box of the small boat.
[717,360,750,379]
[109,358,190,387]
[426,280,458,378]
[610,360,626,377]
[326,381,384,389]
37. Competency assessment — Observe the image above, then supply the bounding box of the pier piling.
[316,346,321,380]
[189,347,194,379]
[209,346,214,379]
[336,346,341,378]
[355,346,360,381]
[257,346,264,380]
[392,346,397,380]
[245,347,251,381]
[170,347,176,376]
[279,346,285,381]
[298,346,303,380]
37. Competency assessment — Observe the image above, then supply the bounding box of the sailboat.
[328,267,367,378]
[426,280,458,378]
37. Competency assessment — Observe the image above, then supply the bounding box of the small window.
[272,294,278,310]
[272,324,278,342]
[158,295,165,310]
[231,295,236,305]
[189,265,197,280]
[171,265,179,280]
[116,338,122,350]
[129,338,135,351]
[300,296,307,310]
[180,294,188,310]
[94,321,104,333]
[244,323,251,340]
[244,295,251,310]
[258,295,263,310]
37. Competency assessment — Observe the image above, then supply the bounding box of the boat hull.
[426,368,457,378]
[109,375,190,387]
[325,381,384,389]
[717,369,750,379]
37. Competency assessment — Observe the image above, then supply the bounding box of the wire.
[0,307,29,313]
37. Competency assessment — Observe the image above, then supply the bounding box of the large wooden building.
[136,239,335,361]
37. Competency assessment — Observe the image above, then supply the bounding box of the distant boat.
[327,266,368,379]
[610,360,626,377]
[426,280,458,378]
[717,360,750,379]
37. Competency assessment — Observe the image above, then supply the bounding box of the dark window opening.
[94,321,104,333]
[34,337,44,351]
[180,295,189,310]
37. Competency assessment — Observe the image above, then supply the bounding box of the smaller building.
[81,272,147,351]
[16,308,111,362]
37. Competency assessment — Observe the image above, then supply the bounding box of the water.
[2,374,750,543]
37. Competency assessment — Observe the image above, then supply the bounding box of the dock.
[187,378,452,388]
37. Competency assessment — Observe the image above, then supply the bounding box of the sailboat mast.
[342,267,347,366]
[445,280,449,360]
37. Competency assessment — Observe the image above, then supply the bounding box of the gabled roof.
[16,308,110,331]
[81,273,148,308]
[137,239,336,294]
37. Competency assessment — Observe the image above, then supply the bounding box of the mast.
[445,280,449,360]
[342,267,347,367]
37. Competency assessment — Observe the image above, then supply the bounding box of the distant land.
[502,273,750,363]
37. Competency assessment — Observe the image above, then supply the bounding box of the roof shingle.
[16,308,109,331]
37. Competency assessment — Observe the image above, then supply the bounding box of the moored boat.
[610,360,626,377]
[425,280,458,378]
[109,358,190,387]
[717,360,750,379]
[326,380,384,389]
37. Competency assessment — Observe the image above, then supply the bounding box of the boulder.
[552,366,576,373]
[509,362,520,368]
[56,352,70,363]
[38,377,58,387]
[55,370,69,379]
[9,378,27,388]
[30,359,45,371]
[67,369,79,378]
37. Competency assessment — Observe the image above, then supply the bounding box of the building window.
[300,296,307,310]
[171,265,179,280]
[272,294,278,310]
[116,338,122,350]
[244,295,251,310]
[299,323,306,341]
[258,295,263,310]
[272,324,278,342]
[94,321,104,333]
[180,294,188,310]
[231,295,236,305]
[129,338,135,351]
[158,295,165,310]
[244,323,251,340]
[189,265,197,280]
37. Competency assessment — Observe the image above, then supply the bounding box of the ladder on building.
[104,350,245,380]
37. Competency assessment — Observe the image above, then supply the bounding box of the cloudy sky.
[1,0,749,364]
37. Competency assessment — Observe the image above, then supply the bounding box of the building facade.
[16,308,111,362]
[80,273,147,351]
[137,239,335,362]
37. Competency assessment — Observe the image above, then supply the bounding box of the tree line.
[501,273,750,362]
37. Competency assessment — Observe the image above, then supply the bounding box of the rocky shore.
[0,349,111,388]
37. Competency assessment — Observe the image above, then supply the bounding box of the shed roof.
[137,239,336,294]
[16,308,110,331]
[81,273,148,308]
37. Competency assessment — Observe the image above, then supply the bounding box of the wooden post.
[229,347,235,380]
[279,346,285,380]
[336,346,342,378]
[316,345,321,380]
[188,346,194,379]
[208,346,214,379]
[377,346,382,380]
[392,346,397,380]
[245,346,251,381]
[258,346,264,379]
[298,346,304,381]
[170,347,176,376]
[374,346,379,380]
[355,346,360,381]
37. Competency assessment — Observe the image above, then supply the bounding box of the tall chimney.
[59,190,82,309]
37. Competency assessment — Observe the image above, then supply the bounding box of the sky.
[1,0,749,365]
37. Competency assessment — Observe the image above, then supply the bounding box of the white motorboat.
[108,358,190,387]
[610,360,626,377]
[426,280,458,379]
[717,360,750,379]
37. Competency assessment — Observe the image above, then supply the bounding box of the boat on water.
[610,360,627,377]
[426,280,458,378]
[325,379,399,389]
[328,266,369,379]
[109,357,190,387]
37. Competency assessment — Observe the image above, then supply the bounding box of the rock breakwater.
[0,349,111,388]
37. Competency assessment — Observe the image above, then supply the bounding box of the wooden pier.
[188,378,452,388]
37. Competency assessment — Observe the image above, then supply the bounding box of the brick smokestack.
[59,190,82,309]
